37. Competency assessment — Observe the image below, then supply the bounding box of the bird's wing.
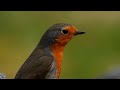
[15,55,54,79]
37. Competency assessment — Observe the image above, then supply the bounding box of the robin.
[15,23,85,79]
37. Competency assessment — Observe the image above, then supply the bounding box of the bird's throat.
[50,43,64,78]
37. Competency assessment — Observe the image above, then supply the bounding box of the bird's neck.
[50,43,64,78]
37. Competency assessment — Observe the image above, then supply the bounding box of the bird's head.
[39,23,85,48]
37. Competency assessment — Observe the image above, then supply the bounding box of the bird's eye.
[61,29,69,35]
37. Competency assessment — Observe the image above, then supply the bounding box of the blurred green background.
[0,11,120,79]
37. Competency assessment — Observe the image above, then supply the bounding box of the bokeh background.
[0,11,120,79]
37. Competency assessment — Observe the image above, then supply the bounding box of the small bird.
[15,23,85,79]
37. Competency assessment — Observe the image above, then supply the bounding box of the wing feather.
[15,48,54,79]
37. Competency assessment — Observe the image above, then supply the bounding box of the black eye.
[61,29,68,35]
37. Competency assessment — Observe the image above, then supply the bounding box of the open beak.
[75,30,85,35]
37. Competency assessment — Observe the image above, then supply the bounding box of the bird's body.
[15,23,85,79]
[15,47,56,79]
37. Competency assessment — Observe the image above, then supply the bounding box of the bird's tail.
[0,73,6,79]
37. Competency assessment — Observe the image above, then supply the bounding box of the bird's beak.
[75,30,85,35]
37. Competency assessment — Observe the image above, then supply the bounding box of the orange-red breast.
[15,23,85,79]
